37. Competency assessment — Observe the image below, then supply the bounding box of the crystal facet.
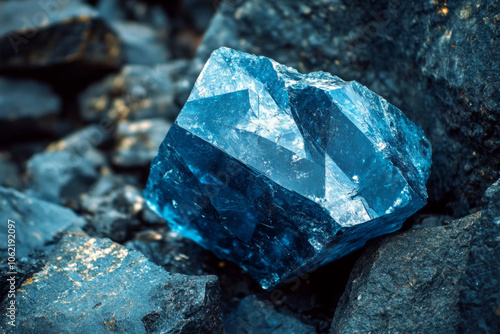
[144,47,432,289]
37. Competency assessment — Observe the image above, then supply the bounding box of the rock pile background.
[0,0,498,333]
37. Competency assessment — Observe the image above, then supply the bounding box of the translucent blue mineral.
[144,47,431,289]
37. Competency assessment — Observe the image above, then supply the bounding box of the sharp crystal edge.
[144,47,432,289]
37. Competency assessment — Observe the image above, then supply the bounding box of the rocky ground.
[0,0,498,333]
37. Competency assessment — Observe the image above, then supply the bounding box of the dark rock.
[224,295,315,334]
[0,186,85,258]
[79,64,179,122]
[194,0,500,214]
[125,227,211,276]
[0,77,61,138]
[113,118,171,168]
[330,180,500,333]
[0,152,22,190]
[0,233,225,333]
[459,179,500,332]
[80,175,146,243]
[26,126,109,205]
[0,0,122,75]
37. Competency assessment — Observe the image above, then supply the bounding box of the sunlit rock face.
[144,47,431,289]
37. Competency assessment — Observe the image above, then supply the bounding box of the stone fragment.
[80,175,146,243]
[112,118,172,168]
[224,295,316,334]
[330,179,500,333]
[79,64,178,122]
[110,21,170,65]
[0,0,121,73]
[0,187,85,258]
[0,233,225,333]
[0,77,61,138]
[26,127,108,205]
[144,47,431,289]
[194,0,500,214]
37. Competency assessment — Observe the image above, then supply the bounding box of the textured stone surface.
[80,175,145,243]
[224,295,315,334]
[0,187,85,258]
[26,127,109,205]
[0,0,121,73]
[193,0,500,214]
[330,180,500,333]
[0,77,61,138]
[79,64,178,122]
[144,47,431,289]
[0,233,225,333]
[113,118,172,167]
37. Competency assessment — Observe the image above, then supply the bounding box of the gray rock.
[330,180,500,333]
[0,77,61,137]
[194,0,500,214]
[79,64,179,122]
[80,175,145,243]
[112,118,171,168]
[224,295,316,334]
[0,0,121,73]
[0,187,85,258]
[0,233,225,333]
[110,21,170,65]
[26,126,109,205]
[459,179,500,332]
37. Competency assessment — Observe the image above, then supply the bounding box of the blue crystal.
[144,47,431,289]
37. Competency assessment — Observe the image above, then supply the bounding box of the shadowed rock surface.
[0,233,225,334]
[330,179,500,333]
[224,295,315,334]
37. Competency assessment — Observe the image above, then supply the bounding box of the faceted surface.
[144,47,431,289]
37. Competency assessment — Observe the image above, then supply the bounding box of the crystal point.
[144,47,431,289]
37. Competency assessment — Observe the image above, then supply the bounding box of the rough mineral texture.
[330,179,500,333]
[0,187,85,258]
[0,233,225,334]
[193,0,500,215]
[144,47,431,289]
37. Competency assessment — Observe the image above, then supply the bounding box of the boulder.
[0,233,225,333]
